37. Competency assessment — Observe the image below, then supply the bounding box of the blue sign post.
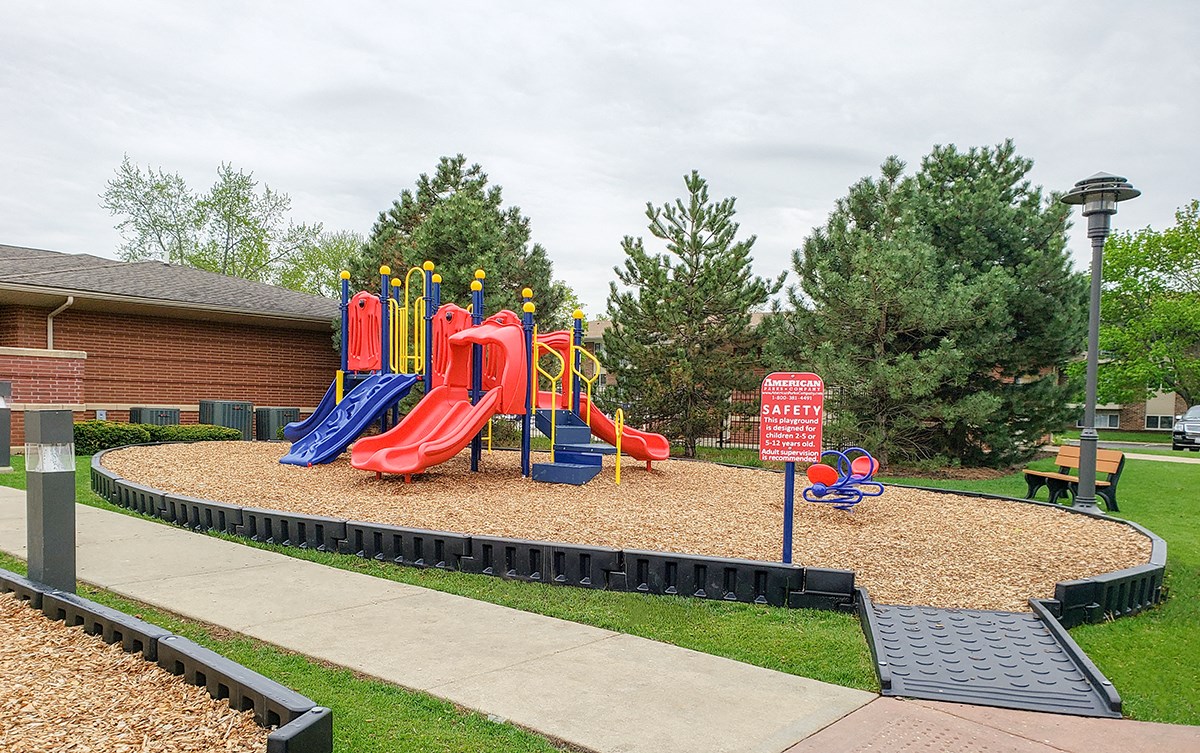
[759,372,824,564]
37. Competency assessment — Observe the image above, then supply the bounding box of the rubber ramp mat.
[863,602,1121,718]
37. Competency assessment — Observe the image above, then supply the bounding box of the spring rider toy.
[803,448,884,511]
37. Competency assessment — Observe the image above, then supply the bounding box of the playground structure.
[282,266,669,485]
[803,449,884,511]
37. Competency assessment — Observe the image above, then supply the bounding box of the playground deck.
[101,442,1151,612]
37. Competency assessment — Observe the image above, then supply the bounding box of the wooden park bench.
[1023,444,1125,512]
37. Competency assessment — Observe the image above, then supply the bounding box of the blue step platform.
[531,409,613,485]
[532,462,602,485]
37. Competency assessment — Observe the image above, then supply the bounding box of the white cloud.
[2,1,1197,312]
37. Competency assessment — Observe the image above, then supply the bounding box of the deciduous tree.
[1096,199,1200,406]
[101,157,324,291]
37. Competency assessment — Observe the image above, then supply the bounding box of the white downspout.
[46,296,74,349]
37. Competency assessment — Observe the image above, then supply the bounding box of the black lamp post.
[1061,173,1140,511]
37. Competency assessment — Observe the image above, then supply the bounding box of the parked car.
[1172,406,1200,452]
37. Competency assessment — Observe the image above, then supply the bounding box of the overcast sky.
[2,2,1197,312]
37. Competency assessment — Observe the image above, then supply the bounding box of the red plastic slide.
[350,386,503,475]
[350,311,526,476]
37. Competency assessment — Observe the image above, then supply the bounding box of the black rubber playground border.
[0,566,332,753]
[87,443,1169,718]
[89,446,1167,625]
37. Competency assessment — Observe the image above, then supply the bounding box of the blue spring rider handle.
[803,448,884,511]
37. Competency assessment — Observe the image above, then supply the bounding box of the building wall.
[2,304,337,445]
[0,347,87,448]
[0,306,48,348]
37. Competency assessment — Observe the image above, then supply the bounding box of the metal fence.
[641,385,854,451]
[482,385,855,453]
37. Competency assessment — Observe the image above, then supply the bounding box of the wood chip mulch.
[0,592,269,753]
[102,442,1153,612]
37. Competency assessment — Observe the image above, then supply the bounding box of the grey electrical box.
[255,407,300,442]
[130,407,180,425]
[199,400,253,440]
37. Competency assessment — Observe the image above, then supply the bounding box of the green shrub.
[74,421,152,455]
[137,424,243,442]
[276,426,285,440]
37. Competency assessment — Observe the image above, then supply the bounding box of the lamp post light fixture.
[1061,173,1140,512]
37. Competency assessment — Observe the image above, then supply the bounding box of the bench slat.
[1022,469,1110,487]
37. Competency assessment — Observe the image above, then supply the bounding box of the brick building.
[1,245,338,447]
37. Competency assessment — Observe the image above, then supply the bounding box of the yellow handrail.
[570,345,602,425]
[387,297,401,373]
[614,408,625,485]
[387,267,428,375]
[533,340,566,462]
[486,418,493,454]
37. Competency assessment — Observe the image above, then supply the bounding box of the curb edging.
[0,565,333,753]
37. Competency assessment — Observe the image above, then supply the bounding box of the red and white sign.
[759,372,824,463]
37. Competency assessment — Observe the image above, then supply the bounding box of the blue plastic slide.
[283,380,338,442]
[280,373,419,466]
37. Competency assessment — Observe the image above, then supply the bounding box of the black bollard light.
[0,382,11,473]
[25,409,76,592]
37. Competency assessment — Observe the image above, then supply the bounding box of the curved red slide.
[351,386,502,475]
[537,392,670,462]
[351,313,526,476]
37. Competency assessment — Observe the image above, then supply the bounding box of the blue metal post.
[571,310,584,416]
[379,266,391,376]
[392,277,403,425]
[470,270,485,472]
[521,289,534,477]
[339,272,350,373]
[423,261,434,389]
[379,266,391,432]
[782,462,795,564]
[428,272,442,389]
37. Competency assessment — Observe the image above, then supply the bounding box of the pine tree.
[765,143,1085,468]
[604,171,784,457]
[351,155,573,326]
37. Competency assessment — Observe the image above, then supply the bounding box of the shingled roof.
[0,244,337,325]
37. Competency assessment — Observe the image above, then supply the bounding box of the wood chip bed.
[102,442,1152,612]
[0,592,268,753]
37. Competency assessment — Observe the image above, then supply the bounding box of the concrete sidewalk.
[0,486,872,753]
[5,487,1200,753]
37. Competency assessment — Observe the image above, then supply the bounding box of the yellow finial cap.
[391,278,402,287]
[422,260,434,271]
[521,287,533,298]
[573,309,585,320]
[474,269,486,280]
[523,302,536,313]
[379,265,391,276]
[431,273,442,284]
[470,280,483,292]
[339,270,350,280]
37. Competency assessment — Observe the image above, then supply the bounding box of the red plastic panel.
[347,292,381,371]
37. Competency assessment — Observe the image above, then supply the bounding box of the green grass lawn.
[0,552,563,753]
[4,452,1197,725]
[1054,429,1175,444]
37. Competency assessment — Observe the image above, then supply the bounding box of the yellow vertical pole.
[614,408,624,485]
